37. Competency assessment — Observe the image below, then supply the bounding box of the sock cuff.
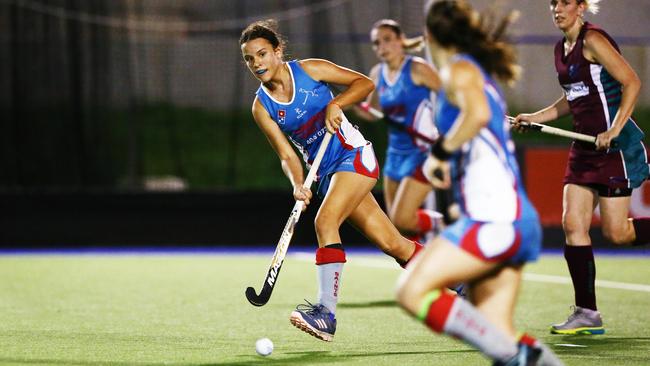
[416,209,434,232]
[564,245,594,259]
[418,289,456,333]
[517,333,538,347]
[417,289,442,321]
[400,241,424,269]
[316,246,347,265]
[632,217,650,246]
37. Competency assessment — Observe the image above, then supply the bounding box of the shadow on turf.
[551,335,650,352]
[337,299,397,308]
[551,335,650,362]
[211,349,478,365]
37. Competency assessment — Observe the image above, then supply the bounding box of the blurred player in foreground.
[396,1,563,365]
[240,20,423,342]
[355,19,444,241]
[514,0,648,335]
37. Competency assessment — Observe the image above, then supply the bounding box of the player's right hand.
[325,102,343,133]
[512,114,535,133]
[422,154,451,189]
[293,185,312,210]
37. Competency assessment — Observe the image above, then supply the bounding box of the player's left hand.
[422,154,451,189]
[325,102,343,133]
[595,129,619,150]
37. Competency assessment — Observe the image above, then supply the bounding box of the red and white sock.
[416,209,444,234]
[416,289,518,362]
[316,244,346,313]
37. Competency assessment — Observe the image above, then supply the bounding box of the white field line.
[289,252,650,293]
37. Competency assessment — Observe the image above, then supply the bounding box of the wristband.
[328,100,342,109]
[431,136,452,161]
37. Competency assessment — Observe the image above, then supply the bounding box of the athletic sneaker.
[550,306,605,335]
[289,300,337,342]
[493,342,541,366]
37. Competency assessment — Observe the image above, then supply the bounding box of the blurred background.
[1,0,649,247]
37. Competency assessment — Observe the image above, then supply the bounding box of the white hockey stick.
[361,103,437,144]
[245,132,333,306]
[507,116,596,144]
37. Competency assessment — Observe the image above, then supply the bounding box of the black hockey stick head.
[245,286,270,307]
[245,259,284,307]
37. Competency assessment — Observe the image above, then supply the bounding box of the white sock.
[317,262,344,313]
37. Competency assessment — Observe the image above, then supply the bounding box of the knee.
[602,225,630,246]
[562,215,589,241]
[314,210,338,237]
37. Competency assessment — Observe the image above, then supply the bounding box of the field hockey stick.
[245,132,334,307]
[507,116,596,144]
[361,103,437,144]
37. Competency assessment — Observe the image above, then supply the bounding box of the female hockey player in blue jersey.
[356,19,445,241]
[240,20,423,342]
[396,1,563,365]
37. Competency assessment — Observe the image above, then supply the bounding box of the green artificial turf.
[0,253,648,365]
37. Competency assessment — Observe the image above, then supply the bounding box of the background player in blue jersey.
[396,2,562,365]
[240,20,424,342]
[514,0,649,335]
[354,19,445,242]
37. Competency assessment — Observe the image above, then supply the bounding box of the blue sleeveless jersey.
[377,56,434,154]
[436,54,541,264]
[435,55,537,224]
[255,60,369,178]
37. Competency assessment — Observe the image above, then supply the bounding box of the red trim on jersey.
[424,291,456,333]
[315,247,347,265]
[459,223,483,259]
[491,230,522,262]
[336,129,354,150]
[412,161,430,183]
[353,148,379,178]
[460,223,522,262]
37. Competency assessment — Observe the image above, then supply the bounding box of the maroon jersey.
[555,22,648,189]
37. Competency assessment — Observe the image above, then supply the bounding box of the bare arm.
[515,95,570,125]
[351,63,382,122]
[440,61,490,152]
[410,56,441,92]
[584,30,641,149]
[300,58,375,132]
[424,61,490,189]
[252,97,312,206]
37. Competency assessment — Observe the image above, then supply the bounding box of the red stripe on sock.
[316,247,347,265]
[518,333,537,347]
[416,209,433,232]
[425,291,456,333]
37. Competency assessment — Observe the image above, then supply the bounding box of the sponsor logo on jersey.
[568,64,579,79]
[562,81,589,101]
[278,109,286,124]
[298,88,319,105]
[294,107,307,119]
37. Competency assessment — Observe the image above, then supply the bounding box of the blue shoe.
[493,342,542,366]
[289,300,336,342]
